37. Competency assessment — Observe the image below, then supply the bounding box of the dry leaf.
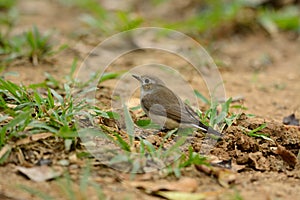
[0,144,12,160]
[126,177,198,193]
[156,191,206,200]
[16,165,63,182]
[195,164,236,188]
[216,169,236,188]
[15,132,54,146]
[275,145,297,167]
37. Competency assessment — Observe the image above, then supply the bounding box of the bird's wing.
[141,86,199,125]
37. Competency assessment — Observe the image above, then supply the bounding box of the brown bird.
[132,74,221,136]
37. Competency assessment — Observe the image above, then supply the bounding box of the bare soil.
[1,0,300,200]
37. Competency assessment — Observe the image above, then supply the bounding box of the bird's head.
[132,74,165,92]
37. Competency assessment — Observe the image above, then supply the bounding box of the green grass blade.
[112,131,131,152]
[123,103,134,137]
[50,88,64,105]
[47,88,55,108]
[248,123,267,134]
[194,89,210,105]
[99,72,124,83]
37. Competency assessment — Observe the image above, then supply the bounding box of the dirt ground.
[1,0,300,200]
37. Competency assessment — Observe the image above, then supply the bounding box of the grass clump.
[0,26,67,66]
[59,0,143,35]
[258,5,300,33]
[0,78,85,147]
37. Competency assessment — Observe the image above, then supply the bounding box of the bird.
[132,74,221,136]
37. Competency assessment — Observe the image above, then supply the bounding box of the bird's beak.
[132,74,142,82]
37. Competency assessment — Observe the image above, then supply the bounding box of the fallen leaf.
[275,145,297,167]
[126,177,198,193]
[216,169,236,188]
[195,164,236,188]
[195,164,212,174]
[0,144,12,163]
[156,191,206,200]
[15,132,54,146]
[16,165,63,182]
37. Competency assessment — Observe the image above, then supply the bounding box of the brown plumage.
[133,74,221,136]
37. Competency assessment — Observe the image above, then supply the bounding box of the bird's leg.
[149,127,171,136]
[159,127,171,132]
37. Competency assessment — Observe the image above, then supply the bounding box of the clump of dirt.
[211,114,300,172]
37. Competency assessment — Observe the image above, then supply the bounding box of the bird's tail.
[186,105,222,138]
[207,127,222,137]
[197,121,222,138]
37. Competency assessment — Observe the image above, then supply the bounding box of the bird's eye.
[144,78,150,84]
